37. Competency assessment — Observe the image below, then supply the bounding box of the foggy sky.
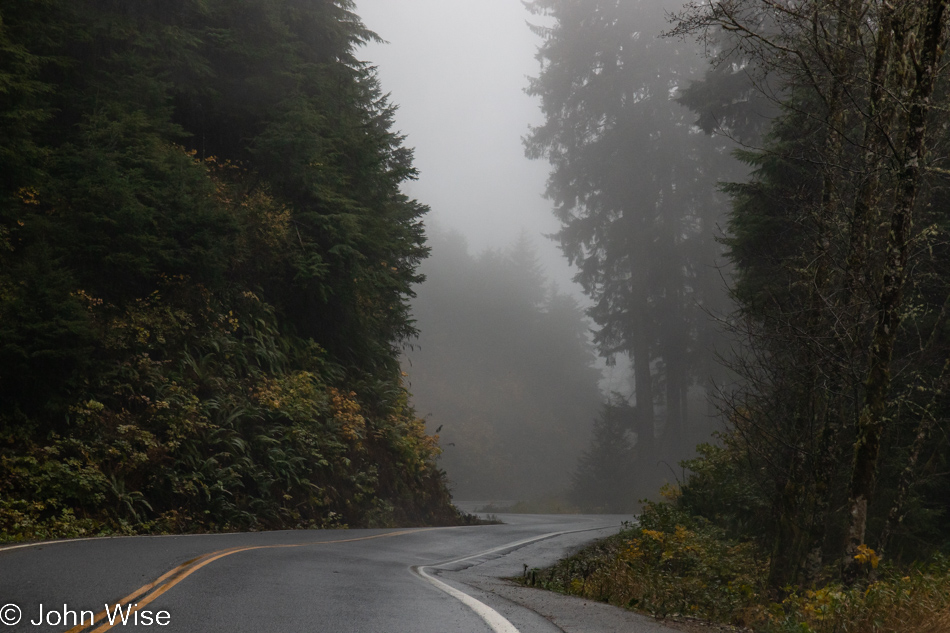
[355,0,635,396]
[354,0,576,291]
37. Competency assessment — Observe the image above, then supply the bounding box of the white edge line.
[427,524,619,569]
[411,525,621,633]
[434,531,563,567]
[413,565,520,633]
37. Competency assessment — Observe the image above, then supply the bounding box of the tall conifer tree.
[525,0,739,487]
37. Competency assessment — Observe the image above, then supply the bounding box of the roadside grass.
[772,568,950,633]
[517,496,950,633]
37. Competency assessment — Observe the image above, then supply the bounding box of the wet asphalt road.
[0,513,680,633]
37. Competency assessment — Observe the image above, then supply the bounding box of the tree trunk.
[632,296,655,463]
[842,0,947,584]
[879,302,950,557]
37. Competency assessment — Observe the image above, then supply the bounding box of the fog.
[355,0,571,291]
[356,0,739,507]
[7,0,945,581]
[356,0,607,505]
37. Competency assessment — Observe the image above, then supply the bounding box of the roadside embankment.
[518,499,950,633]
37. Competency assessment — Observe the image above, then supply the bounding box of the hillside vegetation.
[0,0,460,540]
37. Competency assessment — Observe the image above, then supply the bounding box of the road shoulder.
[463,574,688,633]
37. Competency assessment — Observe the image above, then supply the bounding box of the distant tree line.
[0,0,458,539]
[405,230,603,500]
[529,0,950,591]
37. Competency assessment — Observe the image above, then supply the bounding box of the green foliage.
[674,0,950,588]
[524,496,950,633]
[0,273,456,538]
[766,560,950,633]
[678,439,771,542]
[0,0,457,540]
[521,498,767,626]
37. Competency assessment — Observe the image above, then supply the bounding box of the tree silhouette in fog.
[405,229,603,500]
[525,0,741,495]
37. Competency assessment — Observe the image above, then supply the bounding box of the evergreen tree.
[524,0,740,492]
[0,0,455,538]
[570,398,637,513]
[675,0,950,587]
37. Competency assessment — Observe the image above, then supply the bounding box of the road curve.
[0,513,679,633]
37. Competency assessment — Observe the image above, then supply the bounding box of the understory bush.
[521,493,767,626]
[521,493,950,633]
[0,282,461,541]
[768,560,950,633]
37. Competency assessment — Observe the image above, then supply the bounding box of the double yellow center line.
[64,528,433,633]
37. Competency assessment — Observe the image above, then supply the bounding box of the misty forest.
[3,0,950,629]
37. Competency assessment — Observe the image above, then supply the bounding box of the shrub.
[521,495,768,626]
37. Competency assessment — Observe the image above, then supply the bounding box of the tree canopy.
[525,0,742,495]
[0,0,458,538]
[673,0,950,588]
